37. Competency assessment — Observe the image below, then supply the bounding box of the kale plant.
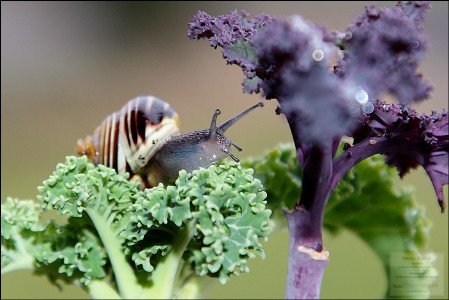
[188,1,447,298]
[2,2,447,299]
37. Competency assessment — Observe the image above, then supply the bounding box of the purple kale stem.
[330,136,421,194]
[285,207,329,299]
[297,144,333,249]
[284,143,332,299]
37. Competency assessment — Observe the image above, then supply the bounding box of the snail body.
[77,95,263,187]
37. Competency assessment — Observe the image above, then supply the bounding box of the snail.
[76,95,263,187]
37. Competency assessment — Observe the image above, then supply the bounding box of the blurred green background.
[1,1,447,299]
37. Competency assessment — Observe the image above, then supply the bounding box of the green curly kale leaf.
[1,197,107,287]
[243,144,435,299]
[38,156,139,219]
[182,164,272,284]
[1,198,43,274]
[32,220,107,286]
[36,156,140,297]
[3,156,272,299]
[326,156,433,299]
[242,143,301,211]
[123,163,272,286]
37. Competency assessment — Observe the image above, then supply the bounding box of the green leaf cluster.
[2,156,272,298]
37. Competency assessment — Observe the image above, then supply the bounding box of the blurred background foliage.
[1,1,447,299]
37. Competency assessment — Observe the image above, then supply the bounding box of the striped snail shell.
[77,95,263,187]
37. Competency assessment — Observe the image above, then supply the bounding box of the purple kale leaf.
[332,101,448,212]
[397,1,432,30]
[188,10,274,92]
[251,16,352,146]
[188,2,447,212]
[188,10,273,48]
[336,2,433,104]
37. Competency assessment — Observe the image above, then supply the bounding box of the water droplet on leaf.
[362,102,374,114]
[312,50,324,61]
[355,89,369,104]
